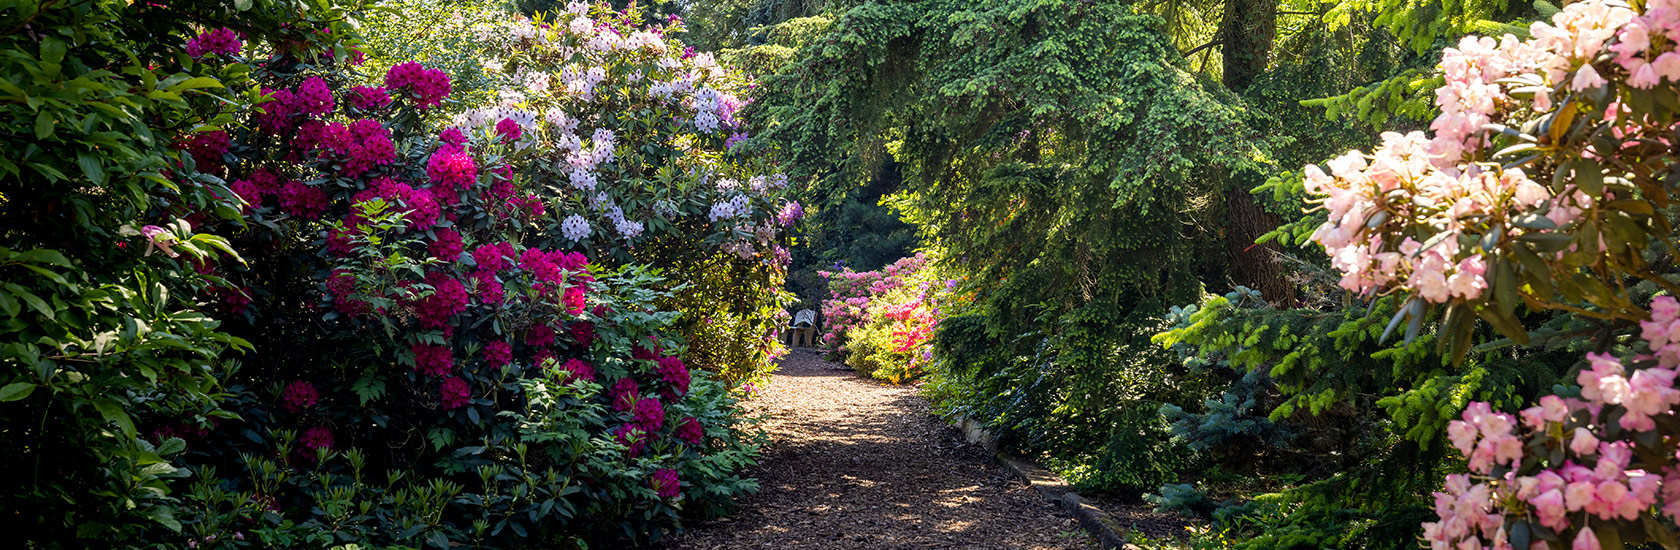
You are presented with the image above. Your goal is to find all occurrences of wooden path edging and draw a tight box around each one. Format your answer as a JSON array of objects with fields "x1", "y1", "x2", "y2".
[{"x1": 953, "y1": 417, "x2": 1134, "y2": 549}]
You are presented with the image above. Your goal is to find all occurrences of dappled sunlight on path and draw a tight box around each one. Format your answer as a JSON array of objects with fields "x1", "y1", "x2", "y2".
[{"x1": 665, "y1": 350, "x2": 1095, "y2": 550}]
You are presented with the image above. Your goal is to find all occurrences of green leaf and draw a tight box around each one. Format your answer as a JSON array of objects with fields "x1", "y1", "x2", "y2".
[
  {"x1": 1575, "y1": 161, "x2": 1604, "y2": 195},
  {"x1": 76, "y1": 152, "x2": 107, "y2": 185},
  {"x1": 165, "y1": 76, "x2": 224, "y2": 93},
  {"x1": 4, "y1": 284, "x2": 53, "y2": 319},
  {"x1": 35, "y1": 111, "x2": 55, "y2": 139},
  {"x1": 92, "y1": 397, "x2": 136, "y2": 437},
  {"x1": 156, "y1": 437, "x2": 186, "y2": 455},
  {"x1": 0, "y1": 381, "x2": 37, "y2": 401}
]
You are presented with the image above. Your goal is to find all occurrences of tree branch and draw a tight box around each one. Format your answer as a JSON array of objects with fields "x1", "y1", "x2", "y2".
[{"x1": 1181, "y1": 40, "x2": 1224, "y2": 59}]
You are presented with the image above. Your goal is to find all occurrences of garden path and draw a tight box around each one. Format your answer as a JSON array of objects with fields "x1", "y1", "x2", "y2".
[{"x1": 665, "y1": 350, "x2": 1096, "y2": 550}]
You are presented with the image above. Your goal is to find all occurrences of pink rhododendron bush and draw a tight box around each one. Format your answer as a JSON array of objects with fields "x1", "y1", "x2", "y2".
[
  {"x1": 818, "y1": 254, "x2": 959, "y2": 382},
  {"x1": 1301, "y1": 0, "x2": 1680, "y2": 546},
  {"x1": 2, "y1": 2, "x2": 777, "y2": 548},
  {"x1": 400, "y1": 1, "x2": 801, "y2": 385}
]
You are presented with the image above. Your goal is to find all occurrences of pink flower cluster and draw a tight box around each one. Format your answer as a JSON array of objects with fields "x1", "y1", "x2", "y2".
[
  {"x1": 819, "y1": 253, "x2": 933, "y2": 353},
  {"x1": 429, "y1": 228, "x2": 464, "y2": 262},
  {"x1": 185, "y1": 28, "x2": 241, "y2": 59},
  {"x1": 278, "y1": 180, "x2": 330, "y2": 219},
  {"x1": 633, "y1": 397, "x2": 665, "y2": 431},
  {"x1": 1424, "y1": 295, "x2": 1680, "y2": 549},
  {"x1": 181, "y1": 130, "x2": 230, "y2": 173},
  {"x1": 351, "y1": 177, "x2": 441, "y2": 231},
  {"x1": 1307, "y1": 0, "x2": 1680, "y2": 308},
  {"x1": 281, "y1": 380, "x2": 319, "y2": 413},
  {"x1": 473, "y1": 242, "x2": 516, "y2": 272},
  {"x1": 610, "y1": 378, "x2": 639, "y2": 412},
  {"x1": 1303, "y1": 133, "x2": 1542, "y2": 300},
  {"x1": 385, "y1": 61, "x2": 452, "y2": 110},
  {"x1": 294, "y1": 77, "x2": 335, "y2": 117}
]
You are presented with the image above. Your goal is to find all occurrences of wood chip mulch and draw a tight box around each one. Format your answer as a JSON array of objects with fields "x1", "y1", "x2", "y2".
[{"x1": 664, "y1": 350, "x2": 1098, "y2": 550}]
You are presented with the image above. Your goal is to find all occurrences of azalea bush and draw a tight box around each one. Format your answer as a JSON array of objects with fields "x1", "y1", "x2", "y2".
[
  {"x1": 357, "y1": 1, "x2": 803, "y2": 385},
  {"x1": 818, "y1": 253, "x2": 931, "y2": 357},
  {"x1": 1299, "y1": 0, "x2": 1680, "y2": 546},
  {"x1": 816, "y1": 253, "x2": 954, "y2": 382}
]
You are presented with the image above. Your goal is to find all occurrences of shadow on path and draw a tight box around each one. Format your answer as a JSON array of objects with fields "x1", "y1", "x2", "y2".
[{"x1": 664, "y1": 350, "x2": 1095, "y2": 550}]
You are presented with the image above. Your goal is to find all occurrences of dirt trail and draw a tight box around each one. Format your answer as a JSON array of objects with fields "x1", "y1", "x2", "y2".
[{"x1": 666, "y1": 350, "x2": 1096, "y2": 550}]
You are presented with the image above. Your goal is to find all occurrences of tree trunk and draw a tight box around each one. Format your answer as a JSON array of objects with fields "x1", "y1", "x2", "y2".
[
  {"x1": 1226, "y1": 187, "x2": 1297, "y2": 305},
  {"x1": 1219, "y1": 0, "x2": 1277, "y2": 92}
]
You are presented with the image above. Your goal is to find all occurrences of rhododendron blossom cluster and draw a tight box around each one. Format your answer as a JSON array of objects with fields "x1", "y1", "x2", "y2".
[
  {"x1": 1424, "y1": 296, "x2": 1680, "y2": 549},
  {"x1": 1303, "y1": 0, "x2": 1680, "y2": 329}
]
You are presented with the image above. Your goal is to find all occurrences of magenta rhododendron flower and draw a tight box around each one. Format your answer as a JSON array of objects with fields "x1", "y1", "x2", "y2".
[
  {"x1": 301, "y1": 426, "x2": 334, "y2": 452},
  {"x1": 676, "y1": 416, "x2": 703, "y2": 446},
  {"x1": 657, "y1": 356, "x2": 689, "y2": 398},
  {"x1": 385, "y1": 61, "x2": 452, "y2": 109},
  {"x1": 281, "y1": 380, "x2": 319, "y2": 413},
  {"x1": 341, "y1": 119, "x2": 396, "y2": 176},
  {"x1": 278, "y1": 180, "x2": 329, "y2": 219},
  {"x1": 525, "y1": 324, "x2": 556, "y2": 347},
  {"x1": 471, "y1": 270, "x2": 504, "y2": 305},
  {"x1": 561, "y1": 358, "x2": 596, "y2": 384},
  {"x1": 255, "y1": 88, "x2": 297, "y2": 134},
  {"x1": 412, "y1": 342, "x2": 453, "y2": 376},
  {"x1": 614, "y1": 423, "x2": 646, "y2": 457},
  {"x1": 633, "y1": 397, "x2": 664, "y2": 431},
  {"x1": 570, "y1": 321, "x2": 596, "y2": 346},
  {"x1": 472, "y1": 242, "x2": 516, "y2": 272},
  {"x1": 650, "y1": 468, "x2": 680, "y2": 499},
  {"x1": 428, "y1": 228, "x2": 464, "y2": 262},
  {"x1": 347, "y1": 86, "x2": 392, "y2": 110},
  {"x1": 185, "y1": 27, "x2": 241, "y2": 59},
  {"x1": 440, "y1": 376, "x2": 470, "y2": 409},
  {"x1": 439, "y1": 127, "x2": 468, "y2": 147},
  {"x1": 609, "y1": 378, "x2": 638, "y2": 412},
  {"x1": 294, "y1": 77, "x2": 335, "y2": 117},
  {"x1": 413, "y1": 271, "x2": 468, "y2": 328},
  {"x1": 483, "y1": 340, "x2": 511, "y2": 367},
  {"x1": 496, "y1": 117, "x2": 522, "y2": 142},
  {"x1": 181, "y1": 130, "x2": 230, "y2": 172},
  {"x1": 426, "y1": 146, "x2": 477, "y2": 200},
  {"x1": 562, "y1": 285, "x2": 586, "y2": 315}
]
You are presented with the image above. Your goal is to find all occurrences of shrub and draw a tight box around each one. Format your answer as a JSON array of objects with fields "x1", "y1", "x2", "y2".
[
  {"x1": 1298, "y1": 0, "x2": 1680, "y2": 546},
  {"x1": 4, "y1": 1, "x2": 782, "y2": 547},
  {"x1": 818, "y1": 253, "x2": 953, "y2": 382},
  {"x1": 357, "y1": 2, "x2": 801, "y2": 386}
]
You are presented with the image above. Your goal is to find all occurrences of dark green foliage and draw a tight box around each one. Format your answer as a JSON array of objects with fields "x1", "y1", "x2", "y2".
[
  {"x1": 1152, "y1": 283, "x2": 1595, "y2": 547},
  {"x1": 0, "y1": 2, "x2": 359, "y2": 545}
]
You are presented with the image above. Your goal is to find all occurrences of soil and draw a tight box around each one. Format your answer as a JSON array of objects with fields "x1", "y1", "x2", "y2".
[
  {"x1": 664, "y1": 349, "x2": 1097, "y2": 550},
  {"x1": 1079, "y1": 494, "x2": 1202, "y2": 542}
]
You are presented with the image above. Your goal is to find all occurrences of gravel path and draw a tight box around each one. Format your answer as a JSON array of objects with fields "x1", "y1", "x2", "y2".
[{"x1": 666, "y1": 350, "x2": 1097, "y2": 550}]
